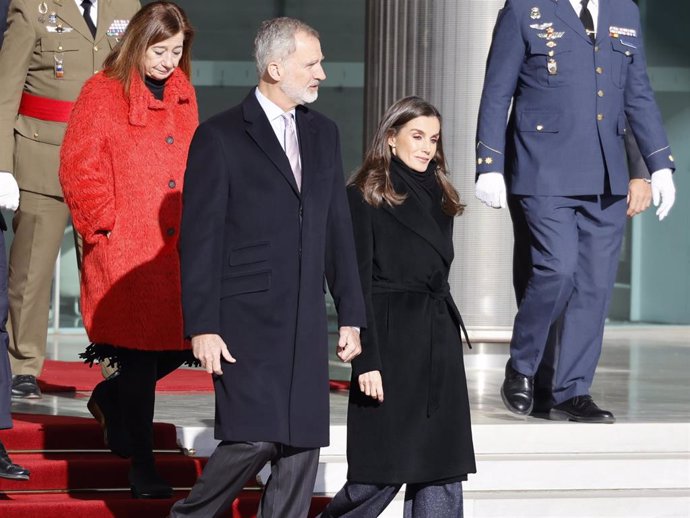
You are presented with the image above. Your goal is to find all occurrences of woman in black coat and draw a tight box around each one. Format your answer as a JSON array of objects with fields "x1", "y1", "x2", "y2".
[{"x1": 320, "y1": 97, "x2": 475, "y2": 518}]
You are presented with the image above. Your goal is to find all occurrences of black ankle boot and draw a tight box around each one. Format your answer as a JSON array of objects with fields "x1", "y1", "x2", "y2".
[
  {"x1": 129, "y1": 459, "x2": 172, "y2": 499},
  {"x1": 87, "y1": 378, "x2": 133, "y2": 458}
]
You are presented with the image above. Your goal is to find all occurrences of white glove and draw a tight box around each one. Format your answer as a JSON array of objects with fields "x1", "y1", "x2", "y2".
[
  {"x1": 475, "y1": 172, "x2": 507, "y2": 209},
  {"x1": 0, "y1": 172, "x2": 19, "y2": 211},
  {"x1": 651, "y1": 168, "x2": 675, "y2": 221}
]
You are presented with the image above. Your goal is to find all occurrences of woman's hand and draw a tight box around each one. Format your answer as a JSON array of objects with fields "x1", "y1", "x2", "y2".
[{"x1": 358, "y1": 370, "x2": 384, "y2": 402}]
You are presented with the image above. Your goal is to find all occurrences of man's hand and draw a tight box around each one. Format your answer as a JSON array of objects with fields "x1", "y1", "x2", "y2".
[
  {"x1": 358, "y1": 370, "x2": 384, "y2": 402},
  {"x1": 651, "y1": 169, "x2": 675, "y2": 221},
  {"x1": 0, "y1": 172, "x2": 20, "y2": 211},
  {"x1": 336, "y1": 326, "x2": 361, "y2": 363},
  {"x1": 192, "y1": 333, "x2": 235, "y2": 375},
  {"x1": 475, "y1": 172, "x2": 507, "y2": 209},
  {"x1": 626, "y1": 179, "x2": 652, "y2": 217}
]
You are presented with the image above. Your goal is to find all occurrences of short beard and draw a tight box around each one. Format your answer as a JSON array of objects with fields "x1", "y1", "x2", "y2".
[{"x1": 280, "y1": 81, "x2": 319, "y2": 106}]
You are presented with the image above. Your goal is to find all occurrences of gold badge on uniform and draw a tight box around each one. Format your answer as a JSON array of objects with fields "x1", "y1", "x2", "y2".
[
  {"x1": 530, "y1": 7, "x2": 541, "y2": 20},
  {"x1": 546, "y1": 41, "x2": 557, "y2": 48},
  {"x1": 547, "y1": 58, "x2": 558, "y2": 75}
]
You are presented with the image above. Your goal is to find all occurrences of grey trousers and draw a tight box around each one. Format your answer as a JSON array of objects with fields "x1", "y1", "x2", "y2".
[
  {"x1": 169, "y1": 441, "x2": 319, "y2": 518},
  {"x1": 319, "y1": 481, "x2": 463, "y2": 518}
]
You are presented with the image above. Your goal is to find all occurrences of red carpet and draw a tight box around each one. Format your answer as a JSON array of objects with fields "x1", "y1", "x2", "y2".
[
  {"x1": 1, "y1": 413, "x2": 331, "y2": 517},
  {"x1": 37, "y1": 359, "x2": 350, "y2": 393},
  {"x1": 3, "y1": 413, "x2": 179, "y2": 451}
]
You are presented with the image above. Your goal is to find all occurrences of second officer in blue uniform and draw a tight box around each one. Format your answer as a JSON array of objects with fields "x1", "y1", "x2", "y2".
[{"x1": 475, "y1": 0, "x2": 677, "y2": 422}]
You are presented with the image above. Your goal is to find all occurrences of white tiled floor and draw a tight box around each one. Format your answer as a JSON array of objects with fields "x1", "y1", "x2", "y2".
[{"x1": 13, "y1": 325, "x2": 690, "y2": 427}]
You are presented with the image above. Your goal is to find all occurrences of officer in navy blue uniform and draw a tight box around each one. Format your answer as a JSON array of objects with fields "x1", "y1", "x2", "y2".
[{"x1": 475, "y1": 0, "x2": 676, "y2": 423}]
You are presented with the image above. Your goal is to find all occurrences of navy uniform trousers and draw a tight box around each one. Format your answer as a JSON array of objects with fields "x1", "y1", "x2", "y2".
[{"x1": 1, "y1": 214, "x2": 13, "y2": 430}]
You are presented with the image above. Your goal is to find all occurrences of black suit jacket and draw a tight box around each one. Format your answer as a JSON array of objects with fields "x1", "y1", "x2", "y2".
[{"x1": 179, "y1": 89, "x2": 366, "y2": 448}]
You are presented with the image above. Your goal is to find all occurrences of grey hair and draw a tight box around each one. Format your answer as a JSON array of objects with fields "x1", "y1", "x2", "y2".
[{"x1": 253, "y1": 17, "x2": 320, "y2": 77}]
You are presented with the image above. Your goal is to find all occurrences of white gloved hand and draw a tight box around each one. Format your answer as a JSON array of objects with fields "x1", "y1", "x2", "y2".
[
  {"x1": 0, "y1": 172, "x2": 20, "y2": 211},
  {"x1": 651, "y1": 168, "x2": 675, "y2": 221},
  {"x1": 475, "y1": 172, "x2": 507, "y2": 209}
]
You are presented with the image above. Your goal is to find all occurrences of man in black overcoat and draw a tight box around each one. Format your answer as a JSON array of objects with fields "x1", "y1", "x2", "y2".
[
  {"x1": 170, "y1": 17, "x2": 366, "y2": 518},
  {"x1": 0, "y1": 0, "x2": 30, "y2": 480}
]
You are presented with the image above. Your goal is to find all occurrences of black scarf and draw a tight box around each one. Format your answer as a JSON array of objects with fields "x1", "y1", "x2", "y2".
[{"x1": 390, "y1": 155, "x2": 447, "y2": 230}]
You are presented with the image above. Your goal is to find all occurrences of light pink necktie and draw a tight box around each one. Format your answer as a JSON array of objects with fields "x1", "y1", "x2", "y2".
[{"x1": 282, "y1": 113, "x2": 302, "y2": 190}]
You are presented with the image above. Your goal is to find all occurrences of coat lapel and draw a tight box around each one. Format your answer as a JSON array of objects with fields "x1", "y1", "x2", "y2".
[
  {"x1": 295, "y1": 106, "x2": 317, "y2": 199},
  {"x1": 95, "y1": 0, "x2": 113, "y2": 44},
  {"x1": 554, "y1": 0, "x2": 592, "y2": 44},
  {"x1": 242, "y1": 91, "x2": 300, "y2": 198},
  {"x1": 54, "y1": 0, "x2": 93, "y2": 42},
  {"x1": 383, "y1": 171, "x2": 454, "y2": 266},
  {"x1": 595, "y1": 0, "x2": 610, "y2": 45}
]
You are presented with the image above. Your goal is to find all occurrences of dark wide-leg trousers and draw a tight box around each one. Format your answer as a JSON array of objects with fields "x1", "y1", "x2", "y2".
[
  {"x1": 319, "y1": 481, "x2": 463, "y2": 518},
  {"x1": 169, "y1": 441, "x2": 319, "y2": 518}
]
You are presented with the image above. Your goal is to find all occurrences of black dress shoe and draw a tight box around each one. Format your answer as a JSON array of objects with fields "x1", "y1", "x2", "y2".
[
  {"x1": 549, "y1": 395, "x2": 615, "y2": 423},
  {"x1": 500, "y1": 360, "x2": 534, "y2": 415},
  {"x1": 11, "y1": 375, "x2": 42, "y2": 399},
  {"x1": 0, "y1": 441, "x2": 30, "y2": 481},
  {"x1": 129, "y1": 461, "x2": 173, "y2": 499},
  {"x1": 87, "y1": 379, "x2": 133, "y2": 458}
]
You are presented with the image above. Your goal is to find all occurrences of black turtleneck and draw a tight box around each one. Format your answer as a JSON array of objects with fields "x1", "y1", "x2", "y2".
[
  {"x1": 144, "y1": 75, "x2": 167, "y2": 101},
  {"x1": 390, "y1": 155, "x2": 447, "y2": 230}
]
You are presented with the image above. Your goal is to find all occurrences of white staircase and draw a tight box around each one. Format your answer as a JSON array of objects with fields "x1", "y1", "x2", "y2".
[{"x1": 176, "y1": 420, "x2": 690, "y2": 517}]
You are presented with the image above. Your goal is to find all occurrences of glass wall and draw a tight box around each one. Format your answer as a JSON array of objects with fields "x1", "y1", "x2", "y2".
[{"x1": 3, "y1": 0, "x2": 686, "y2": 336}]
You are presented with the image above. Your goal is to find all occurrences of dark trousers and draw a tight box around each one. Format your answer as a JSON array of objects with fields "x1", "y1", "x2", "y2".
[
  {"x1": 0, "y1": 223, "x2": 11, "y2": 430},
  {"x1": 320, "y1": 481, "x2": 463, "y2": 518},
  {"x1": 509, "y1": 194, "x2": 627, "y2": 404},
  {"x1": 169, "y1": 441, "x2": 319, "y2": 518},
  {"x1": 94, "y1": 350, "x2": 185, "y2": 464},
  {"x1": 508, "y1": 195, "x2": 562, "y2": 409}
]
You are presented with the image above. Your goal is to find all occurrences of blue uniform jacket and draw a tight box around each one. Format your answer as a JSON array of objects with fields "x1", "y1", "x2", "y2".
[{"x1": 476, "y1": 0, "x2": 675, "y2": 196}]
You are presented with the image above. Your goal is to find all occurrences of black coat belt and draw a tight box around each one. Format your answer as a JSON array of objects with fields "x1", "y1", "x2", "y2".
[{"x1": 371, "y1": 279, "x2": 471, "y2": 416}]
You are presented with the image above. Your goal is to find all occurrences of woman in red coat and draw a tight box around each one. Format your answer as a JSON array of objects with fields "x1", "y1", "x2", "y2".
[{"x1": 59, "y1": 2, "x2": 198, "y2": 499}]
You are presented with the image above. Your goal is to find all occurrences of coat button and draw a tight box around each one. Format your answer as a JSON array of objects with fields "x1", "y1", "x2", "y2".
[
  {"x1": 597, "y1": 90, "x2": 604, "y2": 97},
  {"x1": 166, "y1": 228, "x2": 175, "y2": 236},
  {"x1": 596, "y1": 66, "x2": 603, "y2": 74},
  {"x1": 597, "y1": 114, "x2": 604, "y2": 121},
  {"x1": 477, "y1": 158, "x2": 483, "y2": 165},
  {"x1": 669, "y1": 155, "x2": 674, "y2": 162},
  {"x1": 536, "y1": 124, "x2": 544, "y2": 131},
  {"x1": 168, "y1": 180, "x2": 176, "y2": 188},
  {"x1": 93, "y1": 46, "x2": 98, "y2": 51},
  {"x1": 594, "y1": 45, "x2": 600, "y2": 52},
  {"x1": 33, "y1": 132, "x2": 39, "y2": 138},
  {"x1": 166, "y1": 136, "x2": 174, "y2": 144},
  {"x1": 58, "y1": 45, "x2": 63, "y2": 51},
  {"x1": 625, "y1": 50, "x2": 631, "y2": 56}
]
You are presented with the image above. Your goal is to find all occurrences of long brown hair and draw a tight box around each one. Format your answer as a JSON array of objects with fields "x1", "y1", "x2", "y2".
[
  {"x1": 350, "y1": 96, "x2": 464, "y2": 216},
  {"x1": 102, "y1": 1, "x2": 194, "y2": 95}
]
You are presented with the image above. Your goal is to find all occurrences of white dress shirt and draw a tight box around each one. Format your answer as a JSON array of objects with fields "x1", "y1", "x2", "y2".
[
  {"x1": 254, "y1": 88, "x2": 301, "y2": 170},
  {"x1": 569, "y1": 0, "x2": 598, "y2": 34},
  {"x1": 74, "y1": 0, "x2": 98, "y2": 27}
]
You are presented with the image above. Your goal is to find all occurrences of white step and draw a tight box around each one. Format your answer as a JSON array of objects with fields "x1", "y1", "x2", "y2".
[{"x1": 176, "y1": 421, "x2": 690, "y2": 494}]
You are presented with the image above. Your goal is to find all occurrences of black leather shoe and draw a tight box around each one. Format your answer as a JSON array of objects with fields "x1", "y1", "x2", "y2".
[
  {"x1": 549, "y1": 395, "x2": 615, "y2": 423},
  {"x1": 87, "y1": 379, "x2": 133, "y2": 458},
  {"x1": 0, "y1": 441, "x2": 30, "y2": 481},
  {"x1": 129, "y1": 461, "x2": 173, "y2": 499},
  {"x1": 500, "y1": 360, "x2": 534, "y2": 415},
  {"x1": 11, "y1": 375, "x2": 42, "y2": 399}
]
